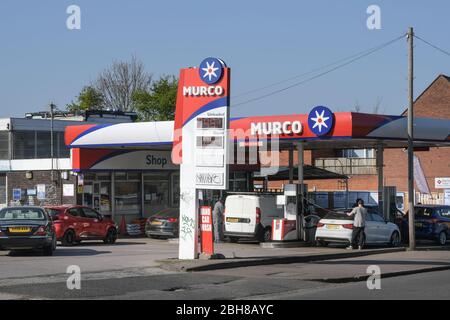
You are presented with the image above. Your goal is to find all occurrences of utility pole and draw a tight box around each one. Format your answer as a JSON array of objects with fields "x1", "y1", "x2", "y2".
[
  {"x1": 407, "y1": 27, "x2": 415, "y2": 250},
  {"x1": 50, "y1": 103, "x2": 55, "y2": 184}
]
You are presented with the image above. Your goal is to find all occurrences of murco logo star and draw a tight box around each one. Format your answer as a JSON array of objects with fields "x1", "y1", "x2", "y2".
[
  {"x1": 199, "y1": 57, "x2": 224, "y2": 85},
  {"x1": 308, "y1": 106, "x2": 334, "y2": 136}
]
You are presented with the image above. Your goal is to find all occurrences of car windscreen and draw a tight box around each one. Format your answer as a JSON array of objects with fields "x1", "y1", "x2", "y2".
[
  {"x1": 323, "y1": 211, "x2": 354, "y2": 220},
  {"x1": 0, "y1": 208, "x2": 46, "y2": 220}
]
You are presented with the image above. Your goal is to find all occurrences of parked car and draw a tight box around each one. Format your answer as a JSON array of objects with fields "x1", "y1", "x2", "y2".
[
  {"x1": 224, "y1": 194, "x2": 284, "y2": 242},
  {"x1": 400, "y1": 205, "x2": 450, "y2": 245},
  {"x1": 145, "y1": 208, "x2": 179, "y2": 239},
  {"x1": 315, "y1": 208, "x2": 401, "y2": 247},
  {"x1": 0, "y1": 206, "x2": 57, "y2": 255},
  {"x1": 44, "y1": 205, "x2": 117, "y2": 246}
]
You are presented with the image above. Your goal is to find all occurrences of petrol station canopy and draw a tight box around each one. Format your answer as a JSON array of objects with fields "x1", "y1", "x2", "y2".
[{"x1": 65, "y1": 111, "x2": 450, "y2": 153}]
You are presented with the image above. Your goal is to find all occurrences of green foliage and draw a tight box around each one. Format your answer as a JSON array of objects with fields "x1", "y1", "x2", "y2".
[
  {"x1": 133, "y1": 75, "x2": 178, "y2": 121},
  {"x1": 67, "y1": 86, "x2": 104, "y2": 112}
]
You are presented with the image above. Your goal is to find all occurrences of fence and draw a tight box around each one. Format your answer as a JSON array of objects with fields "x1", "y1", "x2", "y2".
[{"x1": 314, "y1": 157, "x2": 377, "y2": 175}]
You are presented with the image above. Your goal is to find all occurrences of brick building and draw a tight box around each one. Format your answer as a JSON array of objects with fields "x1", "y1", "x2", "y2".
[
  {"x1": 0, "y1": 111, "x2": 136, "y2": 208},
  {"x1": 268, "y1": 74, "x2": 450, "y2": 205}
]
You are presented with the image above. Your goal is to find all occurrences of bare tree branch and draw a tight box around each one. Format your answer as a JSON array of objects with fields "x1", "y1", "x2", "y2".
[
  {"x1": 372, "y1": 96, "x2": 383, "y2": 114},
  {"x1": 96, "y1": 56, "x2": 152, "y2": 111}
]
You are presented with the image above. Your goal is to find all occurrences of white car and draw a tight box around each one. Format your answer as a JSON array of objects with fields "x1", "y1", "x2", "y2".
[{"x1": 315, "y1": 210, "x2": 401, "y2": 247}]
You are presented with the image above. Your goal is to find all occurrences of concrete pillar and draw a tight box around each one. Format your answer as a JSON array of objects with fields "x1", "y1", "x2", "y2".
[
  {"x1": 296, "y1": 142, "x2": 304, "y2": 241},
  {"x1": 288, "y1": 147, "x2": 294, "y2": 184},
  {"x1": 377, "y1": 144, "x2": 384, "y2": 217}
]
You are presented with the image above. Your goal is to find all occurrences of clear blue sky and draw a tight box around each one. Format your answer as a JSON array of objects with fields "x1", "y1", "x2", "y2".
[{"x1": 0, "y1": 0, "x2": 448, "y2": 118}]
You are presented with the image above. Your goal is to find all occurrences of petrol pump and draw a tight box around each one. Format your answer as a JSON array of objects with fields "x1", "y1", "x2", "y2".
[{"x1": 272, "y1": 184, "x2": 306, "y2": 241}]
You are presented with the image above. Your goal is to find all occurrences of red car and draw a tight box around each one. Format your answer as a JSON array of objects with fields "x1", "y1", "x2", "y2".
[{"x1": 44, "y1": 205, "x2": 117, "y2": 246}]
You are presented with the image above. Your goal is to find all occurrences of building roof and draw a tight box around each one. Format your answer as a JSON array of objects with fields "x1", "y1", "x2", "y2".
[{"x1": 401, "y1": 73, "x2": 450, "y2": 116}]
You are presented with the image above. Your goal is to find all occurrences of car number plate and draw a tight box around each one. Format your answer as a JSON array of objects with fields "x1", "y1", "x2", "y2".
[
  {"x1": 151, "y1": 221, "x2": 163, "y2": 226},
  {"x1": 415, "y1": 222, "x2": 423, "y2": 227},
  {"x1": 226, "y1": 218, "x2": 239, "y2": 223},
  {"x1": 8, "y1": 227, "x2": 31, "y2": 233},
  {"x1": 326, "y1": 224, "x2": 340, "y2": 230}
]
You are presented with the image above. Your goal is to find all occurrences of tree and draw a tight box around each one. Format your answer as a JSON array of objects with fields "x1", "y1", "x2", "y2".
[
  {"x1": 96, "y1": 56, "x2": 152, "y2": 111},
  {"x1": 133, "y1": 75, "x2": 178, "y2": 121},
  {"x1": 372, "y1": 96, "x2": 383, "y2": 114},
  {"x1": 353, "y1": 100, "x2": 361, "y2": 112},
  {"x1": 67, "y1": 86, "x2": 104, "y2": 112}
]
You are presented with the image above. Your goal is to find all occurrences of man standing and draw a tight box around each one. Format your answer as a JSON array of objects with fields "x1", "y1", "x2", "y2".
[
  {"x1": 346, "y1": 199, "x2": 367, "y2": 250},
  {"x1": 212, "y1": 197, "x2": 224, "y2": 243}
]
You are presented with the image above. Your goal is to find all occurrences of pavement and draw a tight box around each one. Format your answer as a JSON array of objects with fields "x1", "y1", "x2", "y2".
[
  {"x1": 0, "y1": 237, "x2": 449, "y2": 299},
  {"x1": 201, "y1": 250, "x2": 450, "y2": 282}
]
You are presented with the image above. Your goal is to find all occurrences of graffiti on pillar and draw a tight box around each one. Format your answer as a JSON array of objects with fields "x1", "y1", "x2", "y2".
[{"x1": 180, "y1": 214, "x2": 195, "y2": 241}]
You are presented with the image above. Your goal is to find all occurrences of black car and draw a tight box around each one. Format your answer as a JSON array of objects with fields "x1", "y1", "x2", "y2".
[
  {"x1": 145, "y1": 208, "x2": 179, "y2": 239},
  {"x1": 0, "y1": 206, "x2": 57, "y2": 255}
]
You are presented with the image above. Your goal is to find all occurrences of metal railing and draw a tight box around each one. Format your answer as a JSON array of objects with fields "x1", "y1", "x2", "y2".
[{"x1": 314, "y1": 157, "x2": 377, "y2": 175}]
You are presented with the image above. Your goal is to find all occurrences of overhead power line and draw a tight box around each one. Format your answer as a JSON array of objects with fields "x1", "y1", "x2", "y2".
[
  {"x1": 231, "y1": 34, "x2": 406, "y2": 108},
  {"x1": 414, "y1": 34, "x2": 450, "y2": 57}
]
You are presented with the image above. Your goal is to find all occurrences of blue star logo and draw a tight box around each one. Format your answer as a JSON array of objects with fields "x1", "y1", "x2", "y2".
[
  {"x1": 308, "y1": 106, "x2": 334, "y2": 136},
  {"x1": 199, "y1": 57, "x2": 224, "y2": 85}
]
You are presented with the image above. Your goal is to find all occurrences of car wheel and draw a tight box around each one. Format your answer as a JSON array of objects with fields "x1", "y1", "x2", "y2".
[
  {"x1": 52, "y1": 235, "x2": 57, "y2": 250},
  {"x1": 258, "y1": 227, "x2": 272, "y2": 243},
  {"x1": 61, "y1": 229, "x2": 76, "y2": 246},
  {"x1": 389, "y1": 231, "x2": 400, "y2": 247},
  {"x1": 437, "y1": 231, "x2": 447, "y2": 245},
  {"x1": 103, "y1": 228, "x2": 118, "y2": 244}
]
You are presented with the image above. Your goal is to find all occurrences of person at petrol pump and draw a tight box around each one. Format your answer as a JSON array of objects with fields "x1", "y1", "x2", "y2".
[
  {"x1": 346, "y1": 198, "x2": 367, "y2": 250},
  {"x1": 212, "y1": 197, "x2": 224, "y2": 243}
]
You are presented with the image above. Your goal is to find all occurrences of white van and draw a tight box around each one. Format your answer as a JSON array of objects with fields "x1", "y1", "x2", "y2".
[{"x1": 224, "y1": 194, "x2": 284, "y2": 242}]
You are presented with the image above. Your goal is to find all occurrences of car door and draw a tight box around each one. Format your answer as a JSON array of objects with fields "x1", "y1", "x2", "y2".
[
  {"x1": 363, "y1": 212, "x2": 377, "y2": 243},
  {"x1": 66, "y1": 207, "x2": 86, "y2": 237},
  {"x1": 81, "y1": 207, "x2": 103, "y2": 238},
  {"x1": 371, "y1": 213, "x2": 389, "y2": 243},
  {"x1": 437, "y1": 207, "x2": 450, "y2": 235}
]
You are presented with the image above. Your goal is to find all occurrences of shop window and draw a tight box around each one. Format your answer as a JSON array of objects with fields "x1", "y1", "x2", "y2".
[
  {"x1": 13, "y1": 131, "x2": 35, "y2": 159},
  {"x1": 143, "y1": 172, "x2": 170, "y2": 216},
  {"x1": 57, "y1": 132, "x2": 70, "y2": 158},
  {"x1": 342, "y1": 148, "x2": 375, "y2": 158},
  {"x1": 0, "y1": 132, "x2": 8, "y2": 160},
  {"x1": 114, "y1": 172, "x2": 141, "y2": 214},
  {"x1": 36, "y1": 131, "x2": 52, "y2": 158},
  {"x1": 172, "y1": 174, "x2": 180, "y2": 207},
  {"x1": 229, "y1": 172, "x2": 249, "y2": 192},
  {"x1": 115, "y1": 181, "x2": 141, "y2": 214}
]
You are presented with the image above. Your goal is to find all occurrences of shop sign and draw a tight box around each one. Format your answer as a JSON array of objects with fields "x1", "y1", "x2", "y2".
[
  {"x1": 435, "y1": 177, "x2": 450, "y2": 189},
  {"x1": 250, "y1": 120, "x2": 303, "y2": 135},
  {"x1": 444, "y1": 189, "x2": 450, "y2": 206},
  {"x1": 36, "y1": 184, "x2": 46, "y2": 200},
  {"x1": 12, "y1": 189, "x2": 21, "y2": 201},
  {"x1": 195, "y1": 172, "x2": 223, "y2": 186}
]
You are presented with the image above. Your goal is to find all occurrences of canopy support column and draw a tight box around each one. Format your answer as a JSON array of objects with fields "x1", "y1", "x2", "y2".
[
  {"x1": 377, "y1": 144, "x2": 384, "y2": 218},
  {"x1": 296, "y1": 141, "x2": 304, "y2": 241}
]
